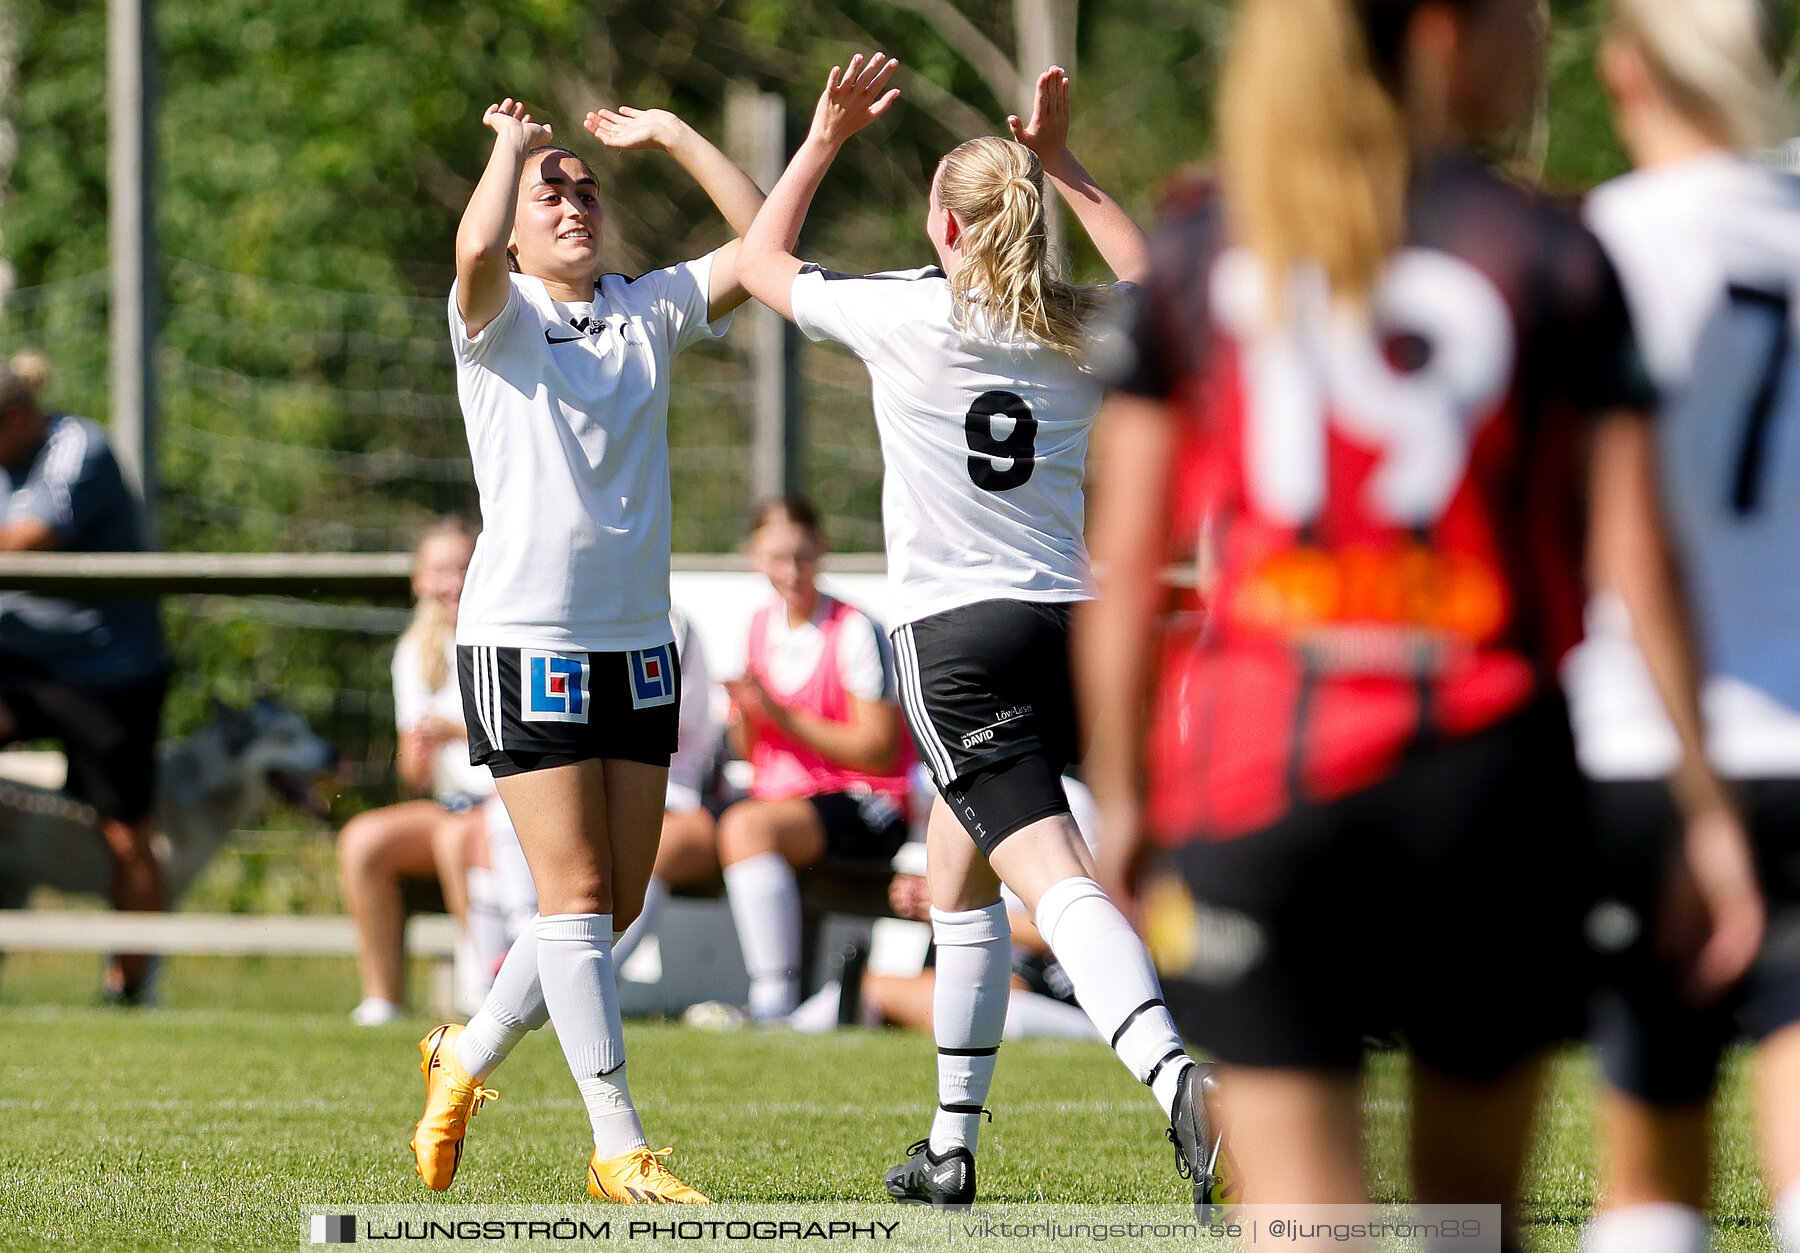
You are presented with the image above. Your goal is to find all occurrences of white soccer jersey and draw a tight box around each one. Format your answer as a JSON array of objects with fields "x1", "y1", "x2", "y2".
[
  {"x1": 757, "y1": 594, "x2": 889, "y2": 700},
  {"x1": 1565, "y1": 153, "x2": 1800, "y2": 778},
  {"x1": 449, "y1": 258, "x2": 730, "y2": 653},
  {"x1": 791, "y1": 265, "x2": 1101, "y2": 625}
]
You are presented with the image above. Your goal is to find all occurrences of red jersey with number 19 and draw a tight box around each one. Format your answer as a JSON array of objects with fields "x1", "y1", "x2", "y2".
[{"x1": 1111, "y1": 156, "x2": 1653, "y2": 842}]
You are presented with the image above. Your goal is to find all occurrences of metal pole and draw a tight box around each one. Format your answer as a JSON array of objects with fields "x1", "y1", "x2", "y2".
[
  {"x1": 108, "y1": 0, "x2": 159, "y2": 542},
  {"x1": 727, "y1": 83, "x2": 802, "y2": 501},
  {"x1": 1015, "y1": 0, "x2": 1078, "y2": 261}
]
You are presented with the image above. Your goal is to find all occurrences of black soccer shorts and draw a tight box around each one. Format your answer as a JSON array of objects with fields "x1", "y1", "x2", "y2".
[
  {"x1": 457, "y1": 642, "x2": 680, "y2": 777},
  {"x1": 891, "y1": 598, "x2": 1080, "y2": 854},
  {"x1": 1590, "y1": 775, "x2": 1800, "y2": 1105},
  {"x1": 1159, "y1": 692, "x2": 1597, "y2": 1081},
  {"x1": 0, "y1": 655, "x2": 167, "y2": 822}
]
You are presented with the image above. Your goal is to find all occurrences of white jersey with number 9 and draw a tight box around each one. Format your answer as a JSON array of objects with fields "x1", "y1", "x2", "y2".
[{"x1": 789, "y1": 264, "x2": 1104, "y2": 627}]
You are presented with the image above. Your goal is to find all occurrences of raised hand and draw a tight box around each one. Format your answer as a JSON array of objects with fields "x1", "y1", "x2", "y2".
[
  {"x1": 808, "y1": 52, "x2": 902, "y2": 149},
  {"x1": 1007, "y1": 66, "x2": 1071, "y2": 161},
  {"x1": 483, "y1": 99, "x2": 553, "y2": 150},
  {"x1": 585, "y1": 106, "x2": 683, "y2": 153}
]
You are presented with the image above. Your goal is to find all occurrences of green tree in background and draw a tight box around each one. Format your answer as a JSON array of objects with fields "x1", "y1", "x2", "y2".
[{"x1": 0, "y1": 0, "x2": 1677, "y2": 804}]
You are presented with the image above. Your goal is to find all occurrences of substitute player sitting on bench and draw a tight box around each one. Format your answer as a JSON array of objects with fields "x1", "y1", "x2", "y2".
[{"x1": 649, "y1": 497, "x2": 911, "y2": 1022}]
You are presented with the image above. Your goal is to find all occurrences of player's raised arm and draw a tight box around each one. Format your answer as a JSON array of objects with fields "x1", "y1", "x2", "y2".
[
  {"x1": 1007, "y1": 67, "x2": 1148, "y2": 285},
  {"x1": 737, "y1": 53, "x2": 902, "y2": 321},
  {"x1": 456, "y1": 100, "x2": 552, "y2": 336},
  {"x1": 584, "y1": 106, "x2": 766, "y2": 319}
]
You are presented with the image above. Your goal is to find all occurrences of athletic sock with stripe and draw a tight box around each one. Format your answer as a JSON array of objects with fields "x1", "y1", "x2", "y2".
[
  {"x1": 927, "y1": 903, "x2": 1011, "y2": 1157},
  {"x1": 1034, "y1": 876, "x2": 1195, "y2": 1118}
]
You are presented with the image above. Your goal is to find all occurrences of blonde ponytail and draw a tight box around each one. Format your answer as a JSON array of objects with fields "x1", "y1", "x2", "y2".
[
  {"x1": 936, "y1": 135, "x2": 1094, "y2": 360},
  {"x1": 1219, "y1": 0, "x2": 1412, "y2": 312},
  {"x1": 404, "y1": 596, "x2": 455, "y2": 692},
  {"x1": 1611, "y1": 0, "x2": 1788, "y2": 152}
]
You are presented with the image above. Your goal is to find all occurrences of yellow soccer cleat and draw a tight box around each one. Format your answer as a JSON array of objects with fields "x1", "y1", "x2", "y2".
[
  {"x1": 410, "y1": 1024, "x2": 499, "y2": 1191},
  {"x1": 587, "y1": 1147, "x2": 711, "y2": 1204}
]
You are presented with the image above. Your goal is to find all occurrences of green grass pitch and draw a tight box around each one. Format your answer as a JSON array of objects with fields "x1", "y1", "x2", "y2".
[{"x1": 0, "y1": 953, "x2": 1781, "y2": 1250}]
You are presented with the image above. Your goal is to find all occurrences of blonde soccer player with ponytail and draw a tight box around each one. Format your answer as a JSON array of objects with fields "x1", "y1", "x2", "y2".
[
  {"x1": 1566, "y1": 3, "x2": 1800, "y2": 1250},
  {"x1": 737, "y1": 57, "x2": 1220, "y2": 1208}
]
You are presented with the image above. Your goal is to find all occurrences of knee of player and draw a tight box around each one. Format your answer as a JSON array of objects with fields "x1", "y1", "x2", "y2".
[
  {"x1": 715, "y1": 799, "x2": 778, "y2": 862},
  {"x1": 336, "y1": 811, "x2": 392, "y2": 873}
]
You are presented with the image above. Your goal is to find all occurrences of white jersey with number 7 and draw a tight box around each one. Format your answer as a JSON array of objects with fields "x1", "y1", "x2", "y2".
[
  {"x1": 790, "y1": 263, "x2": 1103, "y2": 626},
  {"x1": 1568, "y1": 153, "x2": 1800, "y2": 779}
]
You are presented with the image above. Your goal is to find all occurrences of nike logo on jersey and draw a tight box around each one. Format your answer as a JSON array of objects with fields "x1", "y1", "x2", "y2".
[
  {"x1": 547, "y1": 314, "x2": 605, "y2": 345},
  {"x1": 547, "y1": 315, "x2": 637, "y2": 346}
]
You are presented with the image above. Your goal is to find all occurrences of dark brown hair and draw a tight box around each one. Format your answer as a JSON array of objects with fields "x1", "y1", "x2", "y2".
[
  {"x1": 507, "y1": 146, "x2": 601, "y2": 274},
  {"x1": 747, "y1": 496, "x2": 825, "y2": 544}
]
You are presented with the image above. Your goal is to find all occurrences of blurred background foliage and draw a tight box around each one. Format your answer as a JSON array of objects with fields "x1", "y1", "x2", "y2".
[{"x1": 0, "y1": 0, "x2": 1656, "y2": 824}]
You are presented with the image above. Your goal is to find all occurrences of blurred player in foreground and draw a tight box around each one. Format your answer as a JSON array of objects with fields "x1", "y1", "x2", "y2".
[
  {"x1": 1566, "y1": 2, "x2": 1798, "y2": 1250},
  {"x1": 737, "y1": 56, "x2": 1218, "y2": 1208},
  {"x1": 411, "y1": 97, "x2": 761, "y2": 1205},
  {"x1": 1079, "y1": 0, "x2": 1760, "y2": 1245}
]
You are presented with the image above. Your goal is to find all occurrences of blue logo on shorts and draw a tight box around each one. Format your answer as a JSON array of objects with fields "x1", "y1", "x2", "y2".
[
  {"x1": 522, "y1": 650, "x2": 589, "y2": 723},
  {"x1": 629, "y1": 644, "x2": 676, "y2": 710}
]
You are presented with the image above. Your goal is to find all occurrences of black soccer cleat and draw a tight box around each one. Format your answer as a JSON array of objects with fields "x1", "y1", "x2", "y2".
[
  {"x1": 1168, "y1": 1061, "x2": 1225, "y2": 1212},
  {"x1": 883, "y1": 1139, "x2": 976, "y2": 1208}
]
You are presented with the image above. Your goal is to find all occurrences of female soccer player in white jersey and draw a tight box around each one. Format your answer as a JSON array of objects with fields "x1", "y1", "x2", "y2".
[
  {"x1": 1566, "y1": 4, "x2": 1797, "y2": 1250},
  {"x1": 408, "y1": 98, "x2": 762, "y2": 1205},
  {"x1": 736, "y1": 57, "x2": 1218, "y2": 1207}
]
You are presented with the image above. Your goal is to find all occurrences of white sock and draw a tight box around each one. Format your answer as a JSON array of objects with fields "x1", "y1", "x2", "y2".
[
  {"x1": 787, "y1": 981, "x2": 843, "y2": 1034},
  {"x1": 534, "y1": 913, "x2": 646, "y2": 1155},
  {"x1": 927, "y1": 903, "x2": 1010, "y2": 1157},
  {"x1": 1776, "y1": 1180, "x2": 1800, "y2": 1253},
  {"x1": 577, "y1": 1065, "x2": 648, "y2": 1159},
  {"x1": 454, "y1": 921, "x2": 548, "y2": 1082},
  {"x1": 465, "y1": 867, "x2": 510, "y2": 983},
  {"x1": 1583, "y1": 1202, "x2": 1708, "y2": 1253},
  {"x1": 611, "y1": 876, "x2": 667, "y2": 967},
  {"x1": 452, "y1": 935, "x2": 487, "y2": 1018},
  {"x1": 1035, "y1": 877, "x2": 1194, "y2": 1120},
  {"x1": 350, "y1": 997, "x2": 402, "y2": 1027},
  {"x1": 723, "y1": 852, "x2": 802, "y2": 1020},
  {"x1": 1003, "y1": 991, "x2": 1101, "y2": 1040}
]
